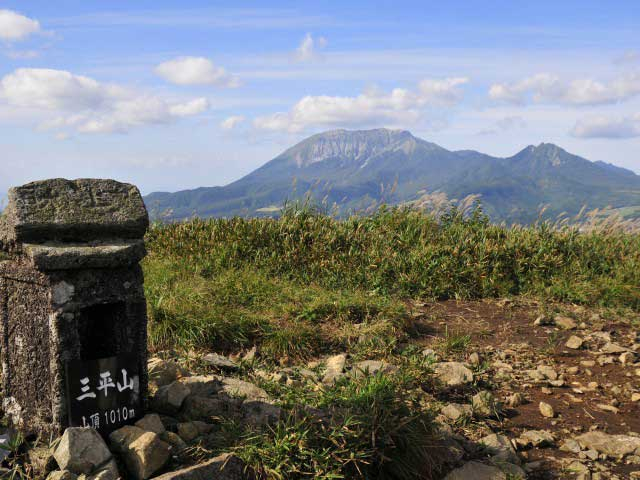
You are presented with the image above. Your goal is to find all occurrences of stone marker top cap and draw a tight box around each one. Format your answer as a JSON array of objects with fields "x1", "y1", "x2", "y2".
[{"x1": 2, "y1": 178, "x2": 149, "y2": 242}]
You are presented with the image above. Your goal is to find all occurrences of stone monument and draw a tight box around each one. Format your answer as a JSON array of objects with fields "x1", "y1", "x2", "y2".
[{"x1": 0, "y1": 178, "x2": 150, "y2": 437}]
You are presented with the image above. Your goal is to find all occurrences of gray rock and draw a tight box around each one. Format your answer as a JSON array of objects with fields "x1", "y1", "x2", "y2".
[
  {"x1": 554, "y1": 316, "x2": 577, "y2": 330},
  {"x1": 575, "y1": 431, "x2": 640, "y2": 457},
  {"x1": 109, "y1": 426, "x2": 171, "y2": 480},
  {"x1": 220, "y1": 377, "x2": 270, "y2": 401},
  {"x1": 149, "y1": 453, "x2": 246, "y2": 480},
  {"x1": 565, "y1": 336, "x2": 584, "y2": 350},
  {"x1": 559, "y1": 438, "x2": 582, "y2": 453},
  {"x1": 517, "y1": 430, "x2": 555, "y2": 448},
  {"x1": 434, "y1": 362, "x2": 474, "y2": 388},
  {"x1": 47, "y1": 472, "x2": 78, "y2": 480},
  {"x1": 444, "y1": 461, "x2": 507, "y2": 480},
  {"x1": 180, "y1": 395, "x2": 234, "y2": 421},
  {"x1": 322, "y1": 354, "x2": 347, "y2": 384},
  {"x1": 152, "y1": 381, "x2": 191, "y2": 415},
  {"x1": 135, "y1": 414, "x2": 166, "y2": 434},
  {"x1": 472, "y1": 391, "x2": 500, "y2": 418},
  {"x1": 441, "y1": 403, "x2": 472, "y2": 422},
  {"x1": 350, "y1": 360, "x2": 398, "y2": 378},
  {"x1": 148, "y1": 358, "x2": 188, "y2": 387},
  {"x1": 177, "y1": 421, "x2": 214, "y2": 442},
  {"x1": 77, "y1": 459, "x2": 120, "y2": 480},
  {"x1": 202, "y1": 353, "x2": 238, "y2": 370},
  {"x1": 53, "y1": 428, "x2": 112, "y2": 475},
  {"x1": 480, "y1": 433, "x2": 520, "y2": 465},
  {"x1": 539, "y1": 401, "x2": 555, "y2": 418}
]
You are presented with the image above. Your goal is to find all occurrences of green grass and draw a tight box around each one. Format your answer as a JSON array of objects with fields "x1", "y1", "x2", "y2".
[{"x1": 144, "y1": 204, "x2": 640, "y2": 356}]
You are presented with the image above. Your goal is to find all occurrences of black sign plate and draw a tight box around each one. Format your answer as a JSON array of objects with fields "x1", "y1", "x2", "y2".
[{"x1": 65, "y1": 353, "x2": 142, "y2": 435}]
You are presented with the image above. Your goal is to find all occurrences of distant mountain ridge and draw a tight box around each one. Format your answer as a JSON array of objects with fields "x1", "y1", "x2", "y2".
[{"x1": 144, "y1": 128, "x2": 640, "y2": 224}]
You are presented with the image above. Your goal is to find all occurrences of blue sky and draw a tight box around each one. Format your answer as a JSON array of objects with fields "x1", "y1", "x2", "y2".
[{"x1": 1, "y1": 1, "x2": 639, "y2": 197}]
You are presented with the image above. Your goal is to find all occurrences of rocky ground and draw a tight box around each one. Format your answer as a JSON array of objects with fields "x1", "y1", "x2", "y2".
[{"x1": 3, "y1": 298, "x2": 640, "y2": 479}]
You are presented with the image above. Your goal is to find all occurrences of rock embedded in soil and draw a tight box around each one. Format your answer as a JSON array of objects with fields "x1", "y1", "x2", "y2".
[
  {"x1": 53, "y1": 428, "x2": 112, "y2": 475},
  {"x1": 434, "y1": 362, "x2": 474, "y2": 388},
  {"x1": 152, "y1": 381, "x2": 191, "y2": 415},
  {"x1": 565, "y1": 335, "x2": 584, "y2": 349},
  {"x1": 517, "y1": 430, "x2": 555, "y2": 448},
  {"x1": 441, "y1": 403, "x2": 472, "y2": 422},
  {"x1": 148, "y1": 358, "x2": 188, "y2": 387},
  {"x1": 506, "y1": 392, "x2": 526, "y2": 408},
  {"x1": 322, "y1": 354, "x2": 347, "y2": 384},
  {"x1": 443, "y1": 461, "x2": 509, "y2": 479},
  {"x1": 555, "y1": 316, "x2": 577, "y2": 330},
  {"x1": 472, "y1": 390, "x2": 501, "y2": 418},
  {"x1": 47, "y1": 472, "x2": 78, "y2": 480},
  {"x1": 350, "y1": 360, "x2": 398, "y2": 378},
  {"x1": 574, "y1": 431, "x2": 640, "y2": 457},
  {"x1": 202, "y1": 353, "x2": 238, "y2": 370},
  {"x1": 149, "y1": 453, "x2": 246, "y2": 480},
  {"x1": 539, "y1": 401, "x2": 555, "y2": 418},
  {"x1": 480, "y1": 433, "x2": 520, "y2": 465}
]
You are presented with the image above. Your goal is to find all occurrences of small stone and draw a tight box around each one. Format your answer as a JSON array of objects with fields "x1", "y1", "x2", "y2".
[
  {"x1": 135, "y1": 414, "x2": 165, "y2": 434},
  {"x1": 539, "y1": 401, "x2": 555, "y2": 418},
  {"x1": 152, "y1": 381, "x2": 191, "y2": 415},
  {"x1": 506, "y1": 392, "x2": 526, "y2": 408},
  {"x1": 560, "y1": 438, "x2": 582, "y2": 453},
  {"x1": 566, "y1": 336, "x2": 584, "y2": 349},
  {"x1": 468, "y1": 352, "x2": 481, "y2": 366},
  {"x1": 322, "y1": 354, "x2": 347, "y2": 384},
  {"x1": 176, "y1": 421, "x2": 213, "y2": 442},
  {"x1": 534, "y1": 315, "x2": 554, "y2": 326},
  {"x1": 601, "y1": 342, "x2": 628, "y2": 354},
  {"x1": 434, "y1": 362, "x2": 474, "y2": 388},
  {"x1": 109, "y1": 426, "x2": 170, "y2": 480},
  {"x1": 148, "y1": 358, "x2": 187, "y2": 387},
  {"x1": 632, "y1": 393, "x2": 640, "y2": 402},
  {"x1": 149, "y1": 453, "x2": 246, "y2": 480},
  {"x1": 160, "y1": 431, "x2": 187, "y2": 452},
  {"x1": 567, "y1": 366, "x2": 580, "y2": 374},
  {"x1": 441, "y1": 403, "x2": 473, "y2": 422},
  {"x1": 537, "y1": 365, "x2": 558, "y2": 380},
  {"x1": 596, "y1": 404, "x2": 619, "y2": 414},
  {"x1": 47, "y1": 472, "x2": 78, "y2": 480},
  {"x1": 620, "y1": 351, "x2": 636, "y2": 365},
  {"x1": 575, "y1": 431, "x2": 640, "y2": 457},
  {"x1": 479, "y1": 433, "x2": 519, "y2": 465},
  {"x1": 518, "y1": 430, "x2": 554, "y2": 448},
  {"x1": 53, "y1": 428, "x2": 112, "y2": 475},
  {"x1": 555, "y1": 316, "x2": 577, "y2": 330},
  {"x1": 202, "y1": 353, "x2": 238, "y2": 370},
  {"x1": 242, "y1": 346, "x2": 257, "y2": 363},
  {"x1": 443, "y1": 461, "x2": 508, "y2": 480},
  {"x1": 350, "y1": 360, "x2": 398, "y2": 378},
  {"x1": 472, "y1": 390, "x2": 500, "y2": 418},
  {"x1": 580, "y1": 360, "x2": 596, "y2": 367}
]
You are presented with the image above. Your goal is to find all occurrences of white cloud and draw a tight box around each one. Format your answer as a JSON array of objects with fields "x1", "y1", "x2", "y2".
[
  {"x1": 294, "y1": 33, "x2": 327, "y2": 62},
  {"x1": 0, "y1": 10, "x2": 41, "y2": 41},
  {"x1": 220, "y1": 115, "x2": 245, "y2": 130},
  {"x1": 571, "y1": 113, "x2": 640, "y2": 139},
  {"x1": 155, "y1": 56, "x2": 240, "y2": 87},
  {"x1": 489, "y1": 72, "x2": 640, "y2": 106},
  {"x1": 0, "y1": 68, "x2": 209, "y2": 135},
  {"x1": 477, "y1": 115, "x2": 526, "y2": 135},
  {"x1": 253, "y1": 77, "x2": 468, "y2": 133}
]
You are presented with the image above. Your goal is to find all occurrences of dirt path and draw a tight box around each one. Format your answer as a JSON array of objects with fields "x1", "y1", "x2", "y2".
[{"x1": 413, "y1": 299, "x2": 640, "y2": 478}]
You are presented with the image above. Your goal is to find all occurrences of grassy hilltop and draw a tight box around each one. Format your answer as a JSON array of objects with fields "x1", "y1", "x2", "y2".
[{"x1": 142, "y1": 205, "x2": 640, "y2": 479}]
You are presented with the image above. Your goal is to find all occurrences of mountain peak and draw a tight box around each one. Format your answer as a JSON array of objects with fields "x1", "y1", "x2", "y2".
[{"x1": 283, "y1": 128, "x2": 418, "y2": 168}]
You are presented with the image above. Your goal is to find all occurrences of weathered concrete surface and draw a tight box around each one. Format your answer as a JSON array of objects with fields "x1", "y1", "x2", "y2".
[
  {"x1": 0, "y1": 178, "x2": 150, "y2": 438},
  {"x1": 2, "y1": 178, "x2": 148, "y2": 242},
  {"x1": 24, "y1": 239, "x2": 146, "y2": 270}
]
